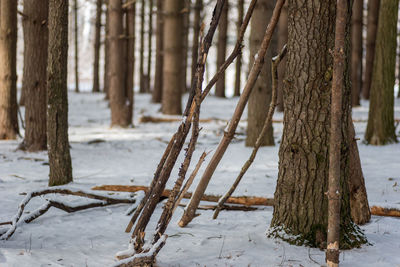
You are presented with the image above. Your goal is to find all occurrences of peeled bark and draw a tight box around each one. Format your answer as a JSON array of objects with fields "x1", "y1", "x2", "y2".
[
  {"x1": 20, "y1": 0, "x2": 49, "y2": 151},
  {"x1": 161, "y1": 0, "x2": 183, "y2": 115},
  {"x1": 0, "y1": 0, "x2": 19, "y2": 140},
  {"x1": 215, "y1": 1, "x2": 228, "y2": 98},
  {"x1": 276, "y1": 1, "x2": 287, "y2": 112},
  {"x1": 190, "y1": 0, "x2": 203, "y2": 90},
  {"x1": 234, "y1": 0, "x2": 244, "y2": 97},
  {"x1": 74, "y1": 0, "x2": 79, "y2": 93},
  {"x1": 92, "y1": 0, "x2": 102, "y2": 93},
  {"x1": 152, "y1": 0, "x2": 164, "y2": 103},
  {"x1": 47, "y1": 0, "x2": 73, "y2": 186},
  {"x1": 365, "y1": 0, "x2": 398, "y2": 145}
]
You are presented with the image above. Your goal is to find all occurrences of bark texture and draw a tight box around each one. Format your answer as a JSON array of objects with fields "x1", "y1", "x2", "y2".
[
  {"x1": 234, "y1": 0, "x2": 244, "y2": 97},
  {"x1": 152, "y1": 0, "x2": 164, "y2": 103},
  {"x1": 47, "y1": 0, "x2": 73, "y2": 186},
  {"x1": 364, "y1": 0, "x2": 398, "y2": 145},
  {"x1": 276, "y1": 1, "x2": 287, "y2": 112},
  {"x1": 92, "y1": 0, "x2": 102, "y2": 93},
  {"x1": 350, "y1": 0, "x2": 362, "y2": 106},
  {"x1": 0, "y1": 0, "x2": 19, "y2": 140},
  {"x1": 161, "y1": 0, "x2": 183, "y2": 115},
  {"x1": 21, "y1": 0, "x2": 49, "y2": 151},
  {"x1": 215, "y1": 1, "x2": 228, "y2": 98},
  {"x1": 270, "y1": 0, "x2": 364, "y2": 249},
  {"x1": 246, "y1": 0, "x2": 276, "y2": 147}
]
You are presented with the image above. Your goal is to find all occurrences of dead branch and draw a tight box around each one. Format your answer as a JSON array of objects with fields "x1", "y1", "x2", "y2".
[
  {"x1": 178, "y1": 203, "x2": 259, "y2": 212},
  {"x1": 370, "y1": 206, "x2": 400, "y2": 218},
  {"x1": 213, "y1": 44, "x2": 287, "y2": 220}
]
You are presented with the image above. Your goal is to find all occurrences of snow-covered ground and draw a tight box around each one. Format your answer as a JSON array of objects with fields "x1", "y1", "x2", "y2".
[{"x1": 0, "y1": 91, "x2": 399, "y2": 267}]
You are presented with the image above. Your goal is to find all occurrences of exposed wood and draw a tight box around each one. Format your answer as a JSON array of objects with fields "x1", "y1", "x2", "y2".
[{"x1": 370, "y1": 206, "x2": 400, "y2": 218}]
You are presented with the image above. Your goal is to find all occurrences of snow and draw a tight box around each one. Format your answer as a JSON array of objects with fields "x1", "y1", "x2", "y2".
[{"x1": 0, "y1": 91, "x2": 399, "y2": 266}]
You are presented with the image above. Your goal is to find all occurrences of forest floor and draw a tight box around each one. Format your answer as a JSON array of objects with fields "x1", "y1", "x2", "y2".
[{"x1": 1, "y1": 91, "x2": 400, "y2": 267}]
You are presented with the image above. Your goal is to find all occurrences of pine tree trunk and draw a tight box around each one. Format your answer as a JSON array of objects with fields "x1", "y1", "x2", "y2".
[
  {"x1": 245, "y1": 0, "x2": 276, "y2": 147},
  {"x1": 190, "y1": 0, "x2": 202, "y2": 90},
  {"x1": 47, "y1": 0, "x2": 73, "y2": 186},
  {"x1": 152, "y1": 0, "x2": 164, "y2": 103},
  {"x1": 270, "y1": 0, "x2": 364, "y2": 249},
  {"x1": 139, "y1": 0, "x2": 146, "y2": 93},
  {"x1": 0, "y1": 0, "x2": 19, "y2": 140},
  {"x1": 215, "y1": 1, "x2": 228, "y2": 98},
  {"x1": 21, "y1": 0, "x2": 48, "y2": 151},
  {"x1": 104, "y1": 0, "x2": 110, "y2": 99},
  {"x1": 362, "y1": 0, "x2": 380, "y2": 100},
  {"x1": 234, "y1": 0, "x2": 244, "y2": 97},
  {"x1": 161, "y1": 0, "x2": 183, "y2": 115},
  {"x1": 181, "y1": 0, "x2": 190, "y2": 93},
  {"x1": 74, "y1": 0, "x2": 79, "y2": 93},
  {"x1": 365, "y1": 0, "x2": 398, "y2": 145},
  {"x1": 350, "y1": 0, "x2": 362, "y2": 107},
  {"x1": 276, "y1": 1, "x2": 287, "y2": 112},
  {"x1": 147, "y1": 0, "x2": 153, "y2": 92},
  {"x1": 92, "y1": 0, "x2": 102, "y2": 93}
]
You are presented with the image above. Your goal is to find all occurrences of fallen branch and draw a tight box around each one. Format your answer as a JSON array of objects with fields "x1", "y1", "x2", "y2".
[
  {"x1": 370, "y1": 206, "x2": 400, "y2": 218},
  {"x1": 178, "y1": 203, "x2": 259, "y2": 211}
]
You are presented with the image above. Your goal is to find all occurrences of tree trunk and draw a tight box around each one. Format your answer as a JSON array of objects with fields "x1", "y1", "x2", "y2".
[
  {"x1": 139, "y1": 0, "x2": 146, "y2": 93},
  {"x1": 270, "y1": 0, "x2": 365, "y2": 249},
  {"x1": 234, "y1": 0, "x2": 244, "y2": 97},
  {"x1": 161, "y1": 0, "x2": 183, "y2": 115},
  {"x1": 152, "y1": 0, "x2": 164, "y2": 103},
  {"x1": 19, "y1": 87, "x2": 26, "y2": 106},
  {"x1": 74, "y1": 0, "x2": 79, "y2": 93},
  {"x1": 245, "y1": 0, "x2": 276, "y2": 147},
  {"x1": 92, "y1": 0, "x2": 102, "y2": 93},
  {"x1": 108, "y1": 0, "x2": 132, "y2": 127},
  {"x1": 215, "y1": 1, "x2": 228, "y2": 98},
  {"x1": 190, "y1": 0, "x2": 202, "y2": 91},
  {"x1": 276, "y1": 1, "x2": 287, "y2": 112},
  {"x1": 362, "y1": 0, "x2": 380, "y2": 100},
  {"x1": 181, "y1": 0, "x2": 190, "y2": 93},
  {"x1": 350, "y1": 0, "x2": 362, "y2": 107},
  {"x1": 0, "y1": 0, "x2": 18, "y2": 140},
  {"x1": 104, "y1": 0, "x2": 110, "y2": 99},
  {"x1": 47, "y1": 0, "x2": 73, "y2": 186},
  {"x1": 147, "y1": 0, "x2": 153, "y2": 92},
  {"x1": 124, "y1": 0, "x2": 135, "y2": 125},
  {"x1": 20, "y1": 0, "x2": 48, "y2": 151},
  {"x1": 365, "y1": 0, "x2": 398, "y2": 145}
]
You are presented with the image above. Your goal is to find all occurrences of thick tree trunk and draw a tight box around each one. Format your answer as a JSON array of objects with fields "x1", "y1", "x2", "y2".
[
  {"x1": 245, "y1": 0, "x2": 276, "y2": 147},
  {"x1": 351, "y1": 0, "x2": 362, "y2": 107},
  {"x1": 47, "y1": 0, "x2": 73, "y2": 186},
  {"x1": 19, "y1": 87, "x2": 26, "y2": 106},
  {"x1": 234, "y1": 0, "x2": 244, "y2": 97},
  {"x1": 139, "y1": 0, "x2": 146, "y2": 93},
  {"x1": 276, "y1": 1, "x2": 287, "y2": 112},
  {"x1": 215, "y1": 1, "x2": 228, "y2": 98},
  {"x1": 152, "y1": 0, "x2": 164, "y2": 103},
  {"x1": 181, "y1": 0, "x2": 190, "y2": 93},
  {"x1": 362, "y1": 0, "x2": 380, "y2": 100},
  {"x1": 365, "y1": 0, "x2": 398, "y2": 145},
  {"x1": 104, "y1": 0, "x2": 110, "y2": 99},
  {"x1": 270, "y1": 0, "x2": 364, "y2": 249},
  {"x1": 21, "y1": 0, "x2": 49, "y2": 151},
  {"x1": 147, "y1": 0, "x2": 153, "y2": 92},
  {"x1": 74, "y1": 0, "x2": 79, "y2": 93},
  {"x1": 161, "y1": 0, "x2": 183, "y2": 115},
  {"x1": 190, "y1": 0, "x2": 203, "y2": 91},
  {"x1": 0, "y1": 0, "x2": 19, "y2": 140},
  {"x1": 92, "y1": 0, "x2": 102, "y2": 93}
]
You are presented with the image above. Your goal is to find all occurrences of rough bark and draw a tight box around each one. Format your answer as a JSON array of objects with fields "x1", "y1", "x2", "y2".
[
  {"x1": 74, "y1": 0, "x2": 79, "y2": 93},
  {"x1": 246, "y1": 0, "x2": 276, "y2": 147},
  {"x1": 20, "y1": 0, "x2": 49, "y2": 151},
  {"x1": 234, "y1": 0, "x2": 244, "y2": 97},
  {"x1": 276, "y1": 1, "x2": 287, "y2": 112},
  {"x1": 152, "y1": 0, "x2": 164, "y2": 103},
  {"x1": 0, "y1": 0, "x2": 19, "y2": 140},
  {"x1": 47, "y1": 0, "x2": 73, "y2": 186},
  {"x1": 161, "y1": 0, "x2": 183, "y2": 115},
  {"x1": 139, "y1": 0, "x2": 146, "y2": 93},
  {"x1": 104, "y1": 0, "x2": 110, "y2": 99},
  {"x1": 270, "y1": 0, "x2": 364, "y2": 249},
  {"x1": 362, "y1": 0, "x2": 380, "y2": 100},
  {"x1": 190, "y1": 0, "x2": 203, "y2": 91},
  {"x1": 146, "y1": 0, "x2": 153, "y2": 92},
  {"x1": 92, "y1": 0, "x2": 102, "y2": 93},
  {"x1": 364, "y1": 0, "x2": 398, "y2": 145},
  {"x1": 350, "y1": 0, "x2": 362, "y2": 107},
  {"x1": 215, "y1": 0, "x2": 228, "y2": 98}
]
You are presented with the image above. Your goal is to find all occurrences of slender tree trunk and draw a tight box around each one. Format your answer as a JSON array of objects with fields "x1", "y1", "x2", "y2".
[
  {"x1": 276, "y1": 1, "x2": 287, "y2": 112},
  {"x1": 365, "y1": 0, "x2": 398, "y2": 145},
  {"x1": 47, "y1": 0, "x2": 73, "y2": 186},
  {"x1": 124, "y1": 0, "x2": 135, "y2": 124},
  {"x1": 74, "y1": 0, "x2": 79, "y2": 93},
  {"x1": 21, "y1": 0, "x2": 49, "y2": 151},
  {"x1": 0, "y1": 0, "x2": 18, "y2": 140},
  {"x1": 152, "y1": 0, "x2": 164, "y2": 103},
  {"x1": 181, "y1": 0, "x2": 191, "y2": 93},
  {"x1": 161, "y1": 0, "x2": 183, "y2": 115},
  {"x1": 215, "y1": 1, "x2": 228, "y2": 98},
  {"x1": 147, "y1": 0, "x2": 153, "y2": 92},
  {"x1": 234, "y1": 0, "x2": 244, "y2": 97},
  {"x1": 139, "y1": 0, "x2": 146, "y2": 93},
  {"x1": 92, "y1": 0, "x2": 103, "y2": 93},
  {"x1": 190, "y1": 0, "x2": 202, "y2": 91},
  {"x1": 351, "y1": 0, "x2": 362, "y2": 107},
  {"x1": 270, "y1": 0, "x2": 365, "y2": 249},
  {"x1": 362, "y1": 0, "x2": 380, "y2": 100},
  {"x1": 245, "y1": 0, "x2": 276, "y2": 147},
  {"x1": 104, "y1": 0, "x2": 110, "y2": 99}
]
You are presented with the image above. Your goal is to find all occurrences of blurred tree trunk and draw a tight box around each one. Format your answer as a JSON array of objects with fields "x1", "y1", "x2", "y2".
[
  {"x1": 365, "y1": 0, "x2": 398, "y2": 145},
  {"x1": 92, "y1": 0, "x2": 103, "y2": 93},
  {"x1": 362, "y1": 0, "x2": 380, "y2": 100},
  {"x1": 47, "y1": 0, "x2": 73, "y2": 186},
  {"x1": 0, "y1": 0, "x2": 19, "y2": 140},
  {"x1": 139, "y1": 0, "x2": 146, "y2": 93},
  {"x1": 161, "y1": 0, "x2": 183, "y2": 115},
  {"x1": 152, "y1": 0, "x2": 163, "y2": 103},
  {"x1": 74, "y1": 0, "x2": 79, "y2": 93},
  {"x1": 104, "y1": 0, "x2": 110, "y2": 99},
  {"x1": 351, "y1": 0, "x2": 363, "y2": 107},
  {"x1": 20, "y1": 0, "x2": 48, "y2": 151},
  {"x1": 190, "y1": 0, "x2": 202, "y2": 90},
  {"x1": 124, "y1": 0, "x2": 135, "y2": 124},
  {"x1": 215, "y1": 0, "x2": 228, "y2": 98},
  {"x1": 147, "y1": 0, "x2": 153, "y2": 92},
  {"x1": 181, "y1": 0, "x2": 190, "y2": 93},
  {"x1": 234, "y1": 0, "x2": 244, "y2": 97},
  {"x1": 276, "y1": 1, "x2": 287, "y2": 112},
  {"x1": 246, "y1": 0, "x2": 276, "y2": 147}
]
